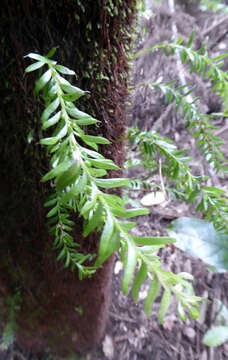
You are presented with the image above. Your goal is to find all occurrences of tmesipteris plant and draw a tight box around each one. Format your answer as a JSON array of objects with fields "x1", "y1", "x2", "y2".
[
  {"x1": 24, "y1": 48, "x2": 204, "y2": 323},
  {"x1": 128, "y1": 31, "x2": 228, "y2": 233}
]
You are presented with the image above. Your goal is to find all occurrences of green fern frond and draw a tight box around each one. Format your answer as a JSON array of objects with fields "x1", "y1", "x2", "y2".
[{"x1": 25, "y1": 50, "x2": 203, "y2": 323}]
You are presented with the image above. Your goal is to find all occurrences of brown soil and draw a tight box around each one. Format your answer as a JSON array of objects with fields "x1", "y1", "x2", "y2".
[{"x1": 1, "y1": 2, "x2": 228, "y2": 360}]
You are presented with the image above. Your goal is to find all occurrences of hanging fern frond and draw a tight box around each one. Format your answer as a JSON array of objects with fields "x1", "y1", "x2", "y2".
[
  {"x1": 126, "y1": 127, "x2": 228, "y2": 233},
  {"x1": 25, "y1": 50, "x2": 203, "y2": 323}
]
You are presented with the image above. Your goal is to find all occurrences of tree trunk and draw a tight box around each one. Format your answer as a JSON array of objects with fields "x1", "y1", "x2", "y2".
[{"x1": 0, "y1": 0, "x2": 136, "y2": 354}]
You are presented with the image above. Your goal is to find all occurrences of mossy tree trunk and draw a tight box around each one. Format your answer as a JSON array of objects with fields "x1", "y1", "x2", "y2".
[{"x1": 0, "y1": 0, "x2": 136, "y2": 354}]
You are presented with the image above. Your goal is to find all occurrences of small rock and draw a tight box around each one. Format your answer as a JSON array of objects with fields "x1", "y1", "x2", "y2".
[
  {"x1": 114, "y1": 260, "x2": 123, "y2": 275},
  {"x1": 140, "y1": 191, "x2": 165, "y2": 206},
  {"x1": 184, "y1": 327, "x2": 196, "y2": 340},
  {"x1": 102, "y1": 334, "x2": 115, "y2": 359}
]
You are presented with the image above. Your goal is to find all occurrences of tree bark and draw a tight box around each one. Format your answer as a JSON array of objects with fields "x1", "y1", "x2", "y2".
[{"x1": 0, "y1": 0, "x2": 136, "y2": 354}]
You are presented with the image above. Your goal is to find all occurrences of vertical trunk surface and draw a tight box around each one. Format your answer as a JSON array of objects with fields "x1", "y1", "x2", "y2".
[{"x1": 0, "y1": 0, "x2": 136, "y2": 354}]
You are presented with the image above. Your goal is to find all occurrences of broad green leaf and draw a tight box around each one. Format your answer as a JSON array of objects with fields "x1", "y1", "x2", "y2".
[
  {"x1": 80, "y1": 198, "x2": 96, "y2": 217},
  {"x1": 80, "y1": 147, "x2": 104, "y2": 159},
  {"x1": 81, "y1": 138, "x2": 98, "y2": 151},
  {"x1": 35, "y1": 69, "x2": 52, "y2": 94},
  {"x1": 46, "y1": 205, "x2": 58, "y2": 218},
  {"x1": 94, "y1": 178, "x2": 129, "y2": 189},
  {"x1": 56, "y1": 122, "x2": 68, "y2": 139},
  {"x1": 103, "y1": 193, "x2": 125, "y2": 208},
  {"x1": 41, "y1": 97, "x2": 60, "y2": 123},
  {"x1": 42, "y1": 111, "x2": 61, "y2": 130},
  {"x1": 132, "y1": 236, "x2": 176, "y2": 246},
  {"x1": 89, "y1": 158, "x2": 120, "y2": 170},
  {"x1": 56, "y1": 162, "x2": 81, "y2": 191},
  {"x1": 55, "y1": 65, "x2": 75, "y2": 75},
  {"x1": 60, "y1": 172, "x2": 87, "y2": 204},
  {"x1": 122, "y1": 241, "x2": 137, "y2": 294},
  {"x1": 40, "y1": 136, "x2": 59, "y2": 146},
  {"x1": 46, "y1": 47, "x2": 57, "y2": 58},
  {"x1": 189, "y1": 306, "x2": 200, "y2": 320},
  {"x1": 83, "y1": 203, "x2": 104, "y2": 237},
  {"x1": 88, "y1": 168, "x2": 107, "y2": 177},
  {"x1": 41, "y1": 161, "x2": 71, "y2": 182},
  {"x1": 118, "y1": 221, "x2": 136, "y2": 231},
  {"x1": 167, "y1": 217, "x2": 228, "y2": 272},
  {"x1": 80, "y1": 185, "x2": 97, "y2": 216},
  {"x1": 158, "y1": 289, "x2": 172, "y2": 324},
  {"x1": 44, "y1": 198, "x2": 57, "y2": 207},
  {"x1": 66, "y1": 106, "x2": 97, "y2": 123},
  {"x1": 212, "y1": 54, "x2": 228, "y2": 62},
  {"x1": 81, "y1": 135, "x2": 110, "y2": 144},
  {"x1": 25, "y1": 53, "x2": 51, "y2": 63},
  {"x1": 144, "y1": 277, "x2": 160, "y2": 316},
  {"x1": 25, "y1": 61, "x2": 44, "y2": 73},
  {"x1": 62, "y1": 92, "x2": 84, "y2": 102},
  {"x1": 178, "y1": 302, "x2": 187, "y2": 322},
  {"x1": 203, "y1": 326, "x2": 228, "y2": 347},
  {"x1": 95, "y1": 212, "x2": 114, "y2": 266},
  {"x1": 132, "y1": 262, "x2": 148, "y2": 302},
  {"x1": 56, "y1": 247, "x2": 66, "y2": 261},
  {"x1": 61, "y1": 84, "x2": 85, "y2": 101},
  {"x1": 112, "y1": 207, "x2": 149, "y2": 218},
  {"x1": 74, "y1": 118, "x2": 97, "y2": 126},
  {"x1": 97, "y1": 228, "x2": 120, "y2": 266}
]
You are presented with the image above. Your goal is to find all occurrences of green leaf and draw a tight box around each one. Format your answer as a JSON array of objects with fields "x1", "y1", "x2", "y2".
[
  {"x1": 35, "y1": 69, "x2": 52, "y2": 94},
  {"x1": 103, "y1": 193, "x2": 125, "y2": 208},
  {"x1": 41, "y1": 161, "x2": 71, "y2": 182},
  {"x1": 178, "y1": 302, "x2": 187, "y2": 322},
  {"x1": 112, "y1": 207, "x2": 149, "y2": 218},
  {"x1": 83, "y1": 203, "x2": 104, "y2": 237},
  {"x1": 74, "y1": 117, "x2": 97, "y2": 126},
  {"x1": 80, "y1": 184, "x2": 97, "y2": 216},
  {"x1": 56, "y1": 162, "x2": 81, "y2": 191},
  {"x1": 42, "y1": 111, "x2": 61, "y2": 130},
  {"x1": 40, "y1": 137, "x2": 59, "y2": 146},
  {"x1": 203, "y1": 326, "x2": 228, "y2": 347},
  {"x1": 95, "y1": 212, "x2": 114, "y2": 266},
  {"x1": 56, "y1": 247, "x2": 66, "y2": 261},
  {"x1": 189, "y1": 307, "x2": 200, "y2": 320},
  {"x1": 46, "y1": 47, "x2": 57, "y2": 58},
  {"x1": 144, "y1": 276, "x2": 161, "y2": 316},
  {"x1": 118, "y1": 221, "x2": 136, "y2": 231},
  {"x1": 122, "y1": 241, "x2": 137, "y2": 294},
  {"x1": 81, "y1": 135, "x2": 110, "y2": 144},
  {"x1": 55, "y1": 65, "x2": 75, "y2": 75},
  {"x1": 132, "y1": 262, "x2": 148, "y2": 302},
  {"x1": 55, "y1": 122, "x2": 68, "y2": 139},
  {"x1": 186, "y1": 31, "x2": 195, "y2": 47},
  {"x1": 25, "y1": 61, "x2": 45, "y2": 73},
  {"x1": 61, "y1": 84, "x2": 85, "y2": 101},
  {"x1": 89, "y1": 168, "x2": 107, "y2": 177},
  {"x1": 158, "y1": 289, "x2": 172, "y2": 324},
  {"x1": 167, "y1": 217, "x2": 228, "y2": 272},
  {"x1": 94, "y1": 178, "x2": 129, "y2": 188},
  {"x1": 25, "y1": 53, "x2": 51, "y2": 63},
  {"x1": 41, "y1": 97, "x2": 60, "y2": 122},
  {"x1": 46, "y1": 205, "x2": 58, "y2": 218},
  {"x1": 89, "y1": 158, "x2": 120, "y2": 170},
  {"x1": 132, "y1": 236, "x2": 176, "y2": 246},
  {"x1": 44, "y1": 198, "x2": 57, "y2": 207},
  {"x1": 60, "y1": 172, "x2": 87, "y2": 204},
  {"x1": 66, "y1": 106, "x2": 97, "y2": 124}
]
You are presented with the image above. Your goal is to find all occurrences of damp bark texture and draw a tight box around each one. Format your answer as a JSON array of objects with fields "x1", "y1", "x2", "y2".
[{"x1": 0, "y1": 0, "x2": 136, "y2": 354}]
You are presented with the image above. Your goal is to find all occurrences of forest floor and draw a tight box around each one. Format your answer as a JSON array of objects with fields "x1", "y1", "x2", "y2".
[
  {"x1": 87, "y1": 2, "x2": 228, "y2": 360},
  {"x1": 1, "y1": 1, "x2": 228, "y2": 360}
]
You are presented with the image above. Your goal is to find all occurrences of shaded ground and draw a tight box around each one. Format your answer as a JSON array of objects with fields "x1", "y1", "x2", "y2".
[{"x1": 1, "y1": 1, "x2": 228, "y2": 359}]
